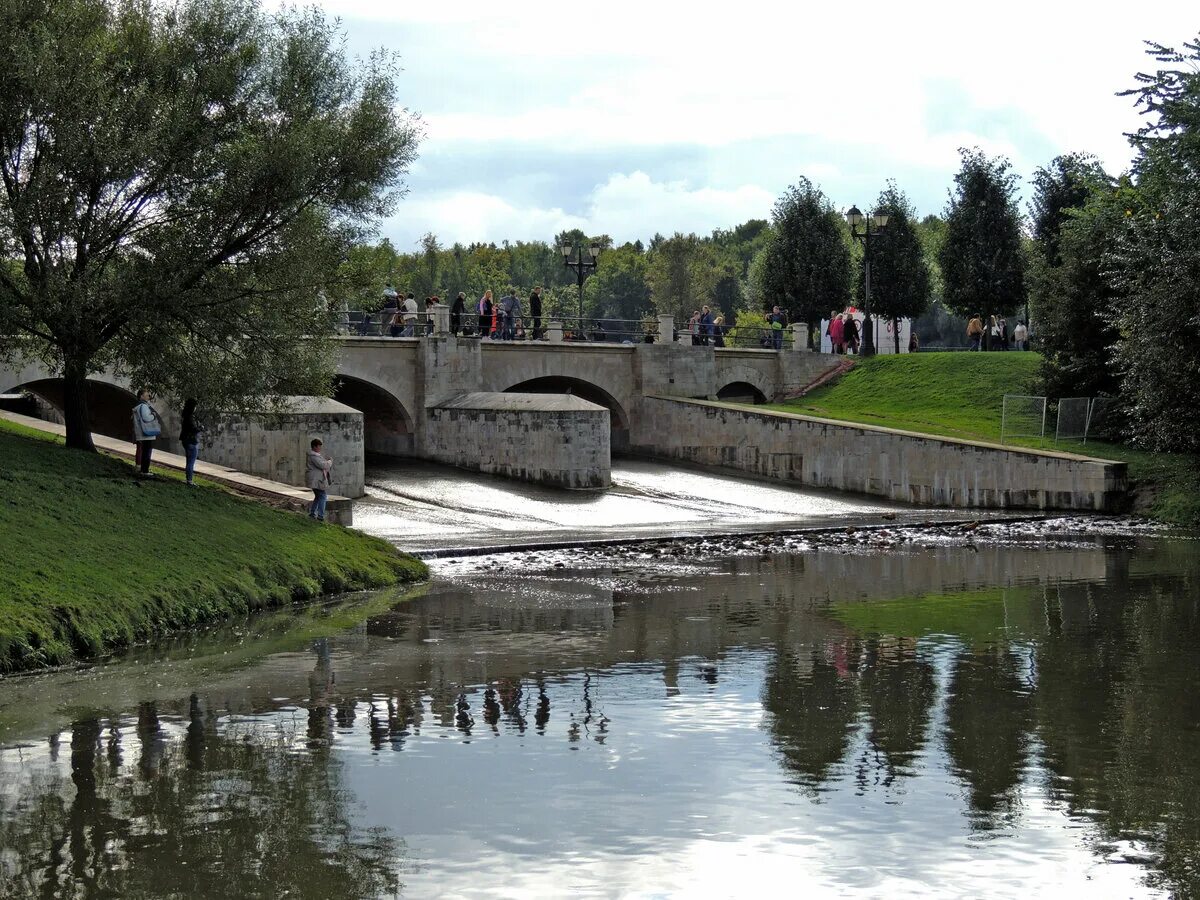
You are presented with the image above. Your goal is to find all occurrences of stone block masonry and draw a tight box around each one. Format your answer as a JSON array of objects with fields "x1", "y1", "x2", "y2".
[
  {"x1": 201, "y1": 397, "x2": 365, "y2": 499},
  {"x1": 427, "y1": 392, "x2": 611, "y2": 490},
  {"x1": 634, "y1": 397, "x2": 1126, "y2": 512}
]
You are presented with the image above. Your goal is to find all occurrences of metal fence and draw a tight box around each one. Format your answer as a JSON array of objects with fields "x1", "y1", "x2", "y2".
[
  {"x1": 1001, "y1": 394, "x2": 1119, "y2": 447},
  {"x1": 1055, "y1": 397, "x2": 1092, "y2": 445},
  {"x1": 1001, "y1": 394, "x2": 1048, "y2": 444}
]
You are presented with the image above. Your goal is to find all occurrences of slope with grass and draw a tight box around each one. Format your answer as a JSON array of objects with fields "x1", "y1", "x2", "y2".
[
  {"x1": 0, "y1": 420, "x2": 427, "y2": 673},
  {"x1": 766, "y1": 352, "x2": 1200, "y2": 526}
]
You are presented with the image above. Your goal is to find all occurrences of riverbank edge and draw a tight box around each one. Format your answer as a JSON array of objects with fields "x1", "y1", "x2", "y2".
[{"x1": 0, "y1": 419, "x2": 428, "y2": 675}]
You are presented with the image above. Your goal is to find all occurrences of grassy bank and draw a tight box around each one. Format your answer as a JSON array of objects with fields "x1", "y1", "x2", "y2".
[
  {"x1": 765, "y1": 352, "x2": 1200, "y2": 526},
  {"x1": 0, "y1": 420, "x2": 427, "y2": 673}
]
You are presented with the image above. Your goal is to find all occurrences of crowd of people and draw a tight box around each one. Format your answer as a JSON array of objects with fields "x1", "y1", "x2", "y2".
[
  {"x1": 965, "y1": 314, "x2": 1030, "y2": 351},
  {"x1": 369, "y1": 286, "x2": 548, "y2": 341},
  {"x1": 361, "y1": 287, "x2": 800, "y2": 348}
]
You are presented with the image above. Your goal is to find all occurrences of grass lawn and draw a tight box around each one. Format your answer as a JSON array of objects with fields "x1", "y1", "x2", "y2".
[
  {"x1": 765, "y1": 352, "x2": 1200, "y2": 527},
  {"x1": 0, "y1": 420, "x2": 427, "y2": 673}
]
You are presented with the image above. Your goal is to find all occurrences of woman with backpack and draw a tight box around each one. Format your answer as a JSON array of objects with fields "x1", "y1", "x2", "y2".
[{"x1": 131, "y1": 389, "x2": 163, "y2": 476}]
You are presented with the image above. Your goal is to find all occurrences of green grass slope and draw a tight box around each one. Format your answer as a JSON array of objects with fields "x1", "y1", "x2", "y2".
[
  {"x1": 776, "y1": 351, "x2": 1040, "y2": 441},
  {"x1": 767, "y1": 352, "x2": 1200, "y2": 526},
  {"x1": 0, "y1": 421, "x2": 427, "y2": 673}
]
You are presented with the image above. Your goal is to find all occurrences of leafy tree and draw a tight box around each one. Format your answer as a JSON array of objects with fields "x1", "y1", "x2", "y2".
[
  {"x1": 1108, "y1": 37, "x2": 1200, "y2": 452},
  {"x1": 1030, "y1": 154, "x2": 1112, "y2": 266},
  {"x1": 1027, "y1": 156, "x2": 1121, "y2": 399},
  {"x1": 408, "y1": 233, "x2": 443, "y2": 299},
  {"x1": 751, "y1": 178, "x2": 851, "y2": 341},
  {"x1": 584, "y1": 244, "x2": 651, "y2": 321},
  {"x1": 856, "y1": 184, "x2": 932, "y2": 353},
  {"x1": 0, "y1": 0, "x2": 419, "y2": 450},
  {"x1": 938, "y1": 150, "x2": 1027, "y2": 349},
  {"x1": 328, "y1": 240, "x2": 399, "y2": 312},
  {"x1": 646, "y1": 233, "x2": 717, "y2": 322}
]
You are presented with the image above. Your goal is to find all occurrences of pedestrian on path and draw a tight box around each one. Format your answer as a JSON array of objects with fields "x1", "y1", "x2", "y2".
[
  {"x1": 131, "y1": 389, "x2": 163, "y2": 476},
  {"x1": 307, "y1": 439, "x2": 333, "y2": 522},
  {"x1": 179, "y1": 398, "x2": 205, "y2": 486}
]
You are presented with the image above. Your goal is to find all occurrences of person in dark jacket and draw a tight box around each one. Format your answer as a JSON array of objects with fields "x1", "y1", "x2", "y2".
[
  {"x1": 450, "y1": 292, "x2": 466, "y2": 336},
  {"x1": 179, "y1": 397, "x2": 205, "y2": 486},
  {"x1": 844, "y1": 315, "x2": 860, "y2": 354},
  {"x1": 530, "y1": 286, "x2": 544, "y2": 340}
]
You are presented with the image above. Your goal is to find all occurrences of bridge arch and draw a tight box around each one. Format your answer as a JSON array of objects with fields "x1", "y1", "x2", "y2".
[
  {"x1": 714, "y1": 364, "x2": 772, "y2": 404},
  {"x1": 2, "y1": 376, "x2": 140, "y2": 442},
  {"x1": 332, "y1": 375, "x2": 415, "y2": 457},
  {"x1": 716, "y1": 381, "x2": 767, "y2": 404},
  {"x1": 503, "y1": 376, "x2": 630, "y2": 452}
]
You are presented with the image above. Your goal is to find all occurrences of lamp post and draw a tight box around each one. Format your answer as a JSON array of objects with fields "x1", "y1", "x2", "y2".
[
  {"x1": 561, "y1": 242, "x2": 600, "y2": 324},
  {"x1": 845, "y1": 205, "x2": 888, "y2": 357}
]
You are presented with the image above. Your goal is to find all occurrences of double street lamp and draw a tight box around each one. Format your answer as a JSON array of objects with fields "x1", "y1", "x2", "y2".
[
  {"x1": 845, "y1": 205, "x2": 888, "y2": 357},
  {"x1": 561, "y1": 242, "x2": 601, "y2": 323}
]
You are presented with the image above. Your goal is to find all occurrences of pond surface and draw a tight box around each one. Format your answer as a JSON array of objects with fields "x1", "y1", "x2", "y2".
[{"x1": 1, "y1": 531, "x2": 1198, "y2": 898}]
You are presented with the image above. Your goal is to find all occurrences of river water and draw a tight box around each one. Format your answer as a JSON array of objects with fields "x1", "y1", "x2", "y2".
[{"x1": 1, "y1": 521, "x2": 1197, "y2": 898}]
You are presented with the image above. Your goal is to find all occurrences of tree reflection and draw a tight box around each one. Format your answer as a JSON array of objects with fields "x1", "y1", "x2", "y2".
[
  {"x1": 860, "y1": 638, "x2": 935, "y2": 778},
  {"x1": 763, "y1": 646, "x2": 859, "y2": 790},
  {"x1": 0, "y1": 707, "x2": 404, "y2": 899},
  {"x1": 944, "y1": 647, "x2": 1033, "y2": 830},
  {"x1": 1036, "y1": 573, "x2": 1200, "y2": 897}
]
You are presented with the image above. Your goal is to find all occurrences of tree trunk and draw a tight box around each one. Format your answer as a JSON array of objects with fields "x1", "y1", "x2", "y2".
[
  {"x1": 894, "y1": 317, "x2": 901, "y2": 355},
  {"x1": 62, "y1": 359, "x2": 97, "y2": 452}
]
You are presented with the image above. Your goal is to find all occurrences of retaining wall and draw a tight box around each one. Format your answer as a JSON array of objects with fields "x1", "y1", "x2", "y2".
[
  {"x1": 635, "y1": 397, "x2": 1127, "y2": 511},
  {"x1": 425, "y1": 392, "x2": 611, "y2": 490}
]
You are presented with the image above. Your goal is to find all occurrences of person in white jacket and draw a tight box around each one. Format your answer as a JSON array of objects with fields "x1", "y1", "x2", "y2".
[
  {"x1": 131, "y1": 389, "x2": 163, "y2": 476},
  {"x1": 306, "y1": 439, "x2": 334, "y2": 522}
]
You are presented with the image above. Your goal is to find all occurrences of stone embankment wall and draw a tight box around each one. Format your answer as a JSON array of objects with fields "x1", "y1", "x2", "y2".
[
  {"x1": 635, "y1": 397, "x2": 1127, "y2": 511},
  {"x1": 426, "y1": 392, "x2": 611, "y2": 490},
  {"x1": 201, "y1": 397, "x2": 365, "y2": 498}
]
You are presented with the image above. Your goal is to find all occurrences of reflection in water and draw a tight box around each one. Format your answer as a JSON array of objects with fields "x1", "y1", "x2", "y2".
[
  {"x1": 944, "y1": 648, "x2": 1035, "y2": 831},
  {"x1": 0, "y1": 536, "x2": 1197, "y2": 897},
  {"x1": 860, "y1": 638, "x2": 936, "y2": 780},
  {"x1": 0, "y1": 706, "x2": 402, "y2": 899}
]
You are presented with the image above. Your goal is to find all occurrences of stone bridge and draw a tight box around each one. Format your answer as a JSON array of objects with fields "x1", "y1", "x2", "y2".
[
  {"x1": 332, "y1": 333, "x2": 837, "y2": 459},
  {"x1": 0, "y1": 334, "x2": 840, "y2": 493}
]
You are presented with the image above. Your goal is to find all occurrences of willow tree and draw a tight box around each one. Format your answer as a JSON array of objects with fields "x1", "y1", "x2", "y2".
[{"x1": 0, "y1": 0, "x2": 420, "y2": 450}]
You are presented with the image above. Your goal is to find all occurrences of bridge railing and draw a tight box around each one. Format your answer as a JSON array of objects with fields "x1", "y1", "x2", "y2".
[{"x1": 334, "y1": 310, "x2": 805, "y2": 350}]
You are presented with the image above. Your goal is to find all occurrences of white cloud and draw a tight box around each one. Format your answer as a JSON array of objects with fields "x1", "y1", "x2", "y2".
[
  {"x1": 322, "y1": 0, "x2": 1196, "y2": 242},
  {"x1": 385, "y1": 172, "x2": 775, "y2": 247},
  {"x1": 587, "y1": 172, "x2": 774, "y2": 240}
]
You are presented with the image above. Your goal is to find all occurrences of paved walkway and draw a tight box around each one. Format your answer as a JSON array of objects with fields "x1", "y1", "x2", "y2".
[{"x1": 0, "y1": 411, "x2": 353, "y2": 524}]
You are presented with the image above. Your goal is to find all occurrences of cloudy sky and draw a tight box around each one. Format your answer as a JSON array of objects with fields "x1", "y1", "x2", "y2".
[{"x1": 318, "y1": 0, "x2": 1195, "y2": 251}]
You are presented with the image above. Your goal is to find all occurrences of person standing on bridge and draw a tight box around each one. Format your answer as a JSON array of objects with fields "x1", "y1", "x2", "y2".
[
  {"x1": 307, "y1": 439, "x2": 333, "y2": 522},
  {"x1": 506, "y1": 290, "x2": 522, "y2": 341},
  {"x1": 530, "y1": 286, "x2": 544, "y2": 340},
  {"x1": 450, "y1": 292, "x2": 466, "y2": 336},
  {"x1": 699, "y1": 305, "x2": 714, "y2": 346},
  {"x1": 768, "y1": 306, "x2": 788, "y2": 350},
  {"x1": 478, "y1": 290, "x2": 493, "y2": 338},
  {"x1": 131, "y1": 389, "x2": 163, "y2": 476},
  {"x1": 401, "y1": 293, "x2": 419, "y2": 337}
]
